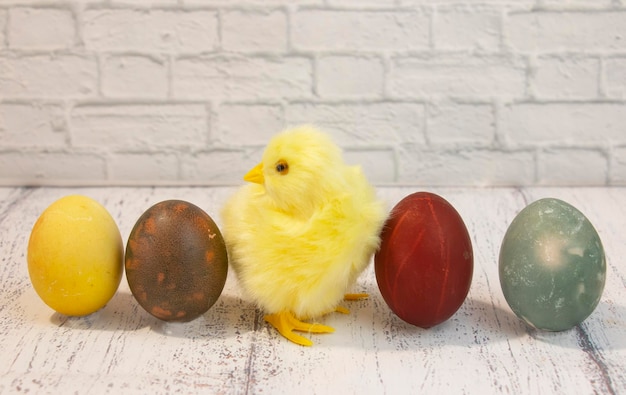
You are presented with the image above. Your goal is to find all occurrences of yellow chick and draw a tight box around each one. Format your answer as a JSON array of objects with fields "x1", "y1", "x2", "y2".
[{"x1": 221, "y1": 126, "x2": 386, "y2": 346}]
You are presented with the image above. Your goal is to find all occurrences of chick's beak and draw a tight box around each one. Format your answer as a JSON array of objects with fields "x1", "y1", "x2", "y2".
[{"x1": 244, "y1": 162, "x2": 265, "y2": 184}]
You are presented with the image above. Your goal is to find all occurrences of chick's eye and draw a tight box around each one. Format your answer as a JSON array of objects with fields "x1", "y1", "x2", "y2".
[{"x1": 275, "y1": 160, "x2": 289, "y2": 175}]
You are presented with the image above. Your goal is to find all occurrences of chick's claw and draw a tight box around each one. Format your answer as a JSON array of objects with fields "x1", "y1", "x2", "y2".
[
  {"x1": 264, "y1": 312, "x2": 334, "y2": 347},
  {"x1": 344, "y1": 293, "x2": 369, "y2": 301},
  {"x1": 335, "y1": 306, "x2": 350, "y2": 314},
  {"x1": 335, "y1": 293, "x2": 369, "y2": 314}
]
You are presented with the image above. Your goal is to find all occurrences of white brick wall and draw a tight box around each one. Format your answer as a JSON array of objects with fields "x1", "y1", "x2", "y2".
[
  {"x1": 101, "y1": 55, "x2": 169, "y2": 99},
  {"x1": 0, "y1": 0, "x2": 625, "y2": 186}
]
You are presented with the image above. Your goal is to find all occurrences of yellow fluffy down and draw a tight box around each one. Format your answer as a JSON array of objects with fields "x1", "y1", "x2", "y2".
[{"x1": 221, "y1": 126, "x2": 387, "y2": 319}]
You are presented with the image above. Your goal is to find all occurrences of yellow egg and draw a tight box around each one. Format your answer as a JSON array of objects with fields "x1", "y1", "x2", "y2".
[{"x1": 27, "y1": 195, "x2": 124, "y2": 316}]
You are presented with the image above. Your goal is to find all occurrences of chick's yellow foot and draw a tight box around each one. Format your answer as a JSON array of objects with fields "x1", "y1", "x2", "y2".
[
  {"x1": 264, "y1": 312, "x2": 334, "y2": 347},
  {"x1": 335, "y1": 293, "x2": 369, "y2": 314},
  {"x1": 335, "y1": 306, "x2": 350, "y2": 314},
  {"x1": 344, "y1": 293, "x2": 369, "y2": 301}
]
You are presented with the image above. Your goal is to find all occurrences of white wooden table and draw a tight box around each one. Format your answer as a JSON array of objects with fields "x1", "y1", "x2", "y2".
[{"x1": 0, "y1": 186, "x2": 624, "y2": 394}]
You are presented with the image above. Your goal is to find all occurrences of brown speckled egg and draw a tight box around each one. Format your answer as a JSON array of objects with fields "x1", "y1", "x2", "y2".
[{"x1": 125, "y1": 200, "x2": 228, "y2": 322}]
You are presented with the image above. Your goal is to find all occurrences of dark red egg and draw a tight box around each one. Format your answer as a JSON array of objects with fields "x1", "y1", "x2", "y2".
[
  {"x1": 375, "y1": 192, "x2": 473, "y2": 328},
  {"x1": 125, "y1": 200, "x2": 228, "y2": 322}
]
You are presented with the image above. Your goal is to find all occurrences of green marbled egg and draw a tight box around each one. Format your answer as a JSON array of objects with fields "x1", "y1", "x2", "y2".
[{"x1": 499, "y1": 198, "x2": 606, "y2": 331}]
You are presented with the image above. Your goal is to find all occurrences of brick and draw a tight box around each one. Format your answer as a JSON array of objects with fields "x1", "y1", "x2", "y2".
[
  {"x1": 217, "y1": 103, "x2": 284, "y2": 145},
  {"x1": 292, "y1": 10, "x2": 429, "y2": 51},
  {"x1": 180, "y1": 149, "x2": 261, "y2": 184},
  {"x1": 0, "y1": 103, "x2": 66, "y2": 147},
  {"x1": 507, "y1": 12, "x2": 626, "y2": 52},
  {"x1": 108, "y1": 152, "x2": 178, "y2": 182},
  {"x1": 285, "y1": 102, "x2": 426, "y2": 146},
  {"x1": 536, "y1": 0, "x2": 613, "y2": 8},
  {"x1": 4, "y1": 0, "x2": 102, "y2": 3},
  {"x1": 401, "y1": 0, "x2": 533, "y2": 3},
  {"x1": 83, "y1": 10, "x2": 218, "y2": 53},
  {"x1": 344, "y1": 149, "x2": 396, "y2": 184},
  {"x1": 222, "y1": 10, "x2": 287, "y2": 52},
  {"x1": 0, "y1": 151, "x2": 105, "y2": 183},
  {"x1": 501, "y1": 103, "x2": 626, "y2": 145},
  {"x1": 537, "y1": 148, "x2": 607, "y2": 186},
  {"x1": 8, "y1": 8, "x2": 75, "y2": 50},
  {"x1": 426, "y1": 102, "x2": 494, "y2": 146},
  {"x1": 611, "y1": 146, "x2": 626, "y2": 185},
  {"x1": 327, "y1": 0, "x2": 396, "y2": 7},
  {"x1": 102, "y1": 55, "x2": 168, "y2": 99},
  {"x1": 433, "y1": 6, "x2": 501, "y2": 51},
  {"x1": 71, "y1": 104, "x2": 208, "y2": 149},
  {"x1": 0, "y1": 11, "x2": 6, "y2": 48},
  {"x1": 389, "y1": 55, "x2": 526, "y2": 99},
  {"x1": 173, "y1": 56, "x2": 312, "y2": 100},
  {"x1": 316, "y1": 56, "x2": 385, "y2": 98},
  {"x1": 184, "y1": 0, "x2": 322, "y2": 4},
  {"x1": 605, "y1": 58, "x2": 626, "y2": 99},
  {"x1": 0, "y1": 54, "x2": 97, "y2": 98},
  {"x1": 398, "y1": 147, "x2": 535, "y2": 185},
  {"x1": 530, "y1": 56, "x2": 599, "y2": 99},
  {"x1": 111, "y1": 0, "x2": 178, "y2": 6}
]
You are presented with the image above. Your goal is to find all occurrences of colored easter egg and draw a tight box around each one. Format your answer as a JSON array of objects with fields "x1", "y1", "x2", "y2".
[
  {"x1": 375, "y1": 192, "x2": 473, "y2": 328},
  {"x1": 499, "y1": 198, "x2": 606, "y2": 331},
  {"x1": 125, "y1": 200, "x2": 228, "y2": 322},
  {"x1": 27, "y1": 195, "x2": 124, "y2": 316}
]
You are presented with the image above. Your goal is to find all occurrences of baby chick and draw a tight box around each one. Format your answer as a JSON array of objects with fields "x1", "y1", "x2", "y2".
[{"x1": 221, "y1": 126, "x2": 386, "y2": 346}]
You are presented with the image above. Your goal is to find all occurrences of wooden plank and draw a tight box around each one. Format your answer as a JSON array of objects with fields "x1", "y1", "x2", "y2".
[{"x1": 0, "y1": 187, "x2": 624, "y2": 394}]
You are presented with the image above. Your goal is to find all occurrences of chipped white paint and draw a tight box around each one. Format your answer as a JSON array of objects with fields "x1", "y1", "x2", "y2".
[{"x1": 0, "y1": 186, "x2": 625, "y2": 394}]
